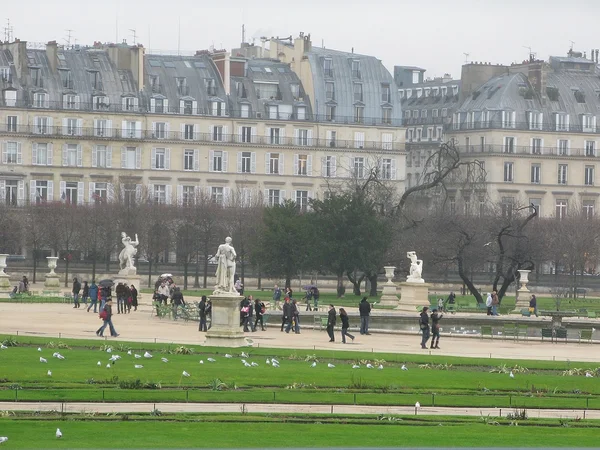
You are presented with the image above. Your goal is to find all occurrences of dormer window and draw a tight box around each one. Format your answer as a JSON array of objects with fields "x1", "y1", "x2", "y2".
[
  {"x1": 150, "y1": 96, "x2": 168, "y2": 114},
  {"x1": 122, "y1": 96, "x2": 138, "y2": 112},
  {"x1": 381, "y1": 84, "x2": 391, "y2": 103},
  {"x1": 180, "y1": 98, "x2": 197, "y2": 115},
  {"x1": 3, "y1": 89, "x2": 17, "y2": 107},
  {"x1": 555, "y1": 113, "x2": 569, "y2": 131},
  {"x1": 528, "y1": 111, "x2": 543, "y2": 131},
  {"x1": 501, "y1": 111, "x2": 516, "y2": 129},
  {"x1": 88, "y1": 70, "x2": 102, "y2": 91},
  {"x1": 353, "y1": 83, "x2": 363, "y2": 102},
  {"x1": 33, "y1": 92, "x2": 49, "y2": 108},
  {"x1": 290, "y1": 83, "x2": 300, "y2": 99},
  {"x1": 59, "y1": 69, "x2": 73, "y2": 89},
  {"x1": 452, "y1": 85, "x2": 459, "y2": 95},
  {"x1": 398, "y1": 89, "x2": 404, "y2": 99},
  {"x1": 176, "y1": 77, "x2": 188, "y2": 96},
  {"x1": 63, "y1": 93, "x2": 80, "y2": 110},
  {"x1": 205, "y1": 78, "x2": 216, "y2": 96},
  {"x1": 31, "y1": 68, "x2": 42, "y2": 88},
  {"x1": 0, "y1": 67, "x2": 10, "y2": 81},
  {"x1": 582, "y1": 114, "x2": 597, "y2": 133},
  {"x1": 211, "y1": 101, "x2": 226, "y2": 116},
  {"x1": 351, "y1": 60, "x2": 361, "y2": 79},
  {"x1": 325, "y1": 82, "x2": 335, "y2": 100},
  {"x1": 441, "y1": 86, "x2": 447, "y2": 96},
  {"x1": 93, "y1": 95, "x2": 109, "y2": 111},
  {"x1": 323, "y1": 58, "x2": 333, "y2": 77},
  {"x1": 149, "y1": 75, "x2": 160, "y2": 92},
  {"x1": 432, "y1": 87, "x2": 439, "y2": 96},
  {"x1": 424, "y1": 88, "x2": 430, "y2": 97},
  {"x1": 406, "y1": 89, "x2": 412, "y2": 99},
  {"x1": 416, "y1": 88, "x2": 423, "y2": 98}
]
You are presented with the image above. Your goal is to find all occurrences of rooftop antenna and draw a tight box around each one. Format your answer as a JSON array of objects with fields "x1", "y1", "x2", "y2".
[
  {"x1": 463, "y1": 52, "x2": 470, "y2": 63},
  {"x1": 64, "y1": 29, "x2": 74, "y2": 47},
  {"x1": 522, "y1": 45, "x2": 536, "y2": 61},
  {"x1": 569, "y1": 40, "x2": 575, "y2": 51},
  {"x1": 4, "y1": 19, "x2": 14, "y2": 42},
  {"x1": 129, "y1": 29, "x2": 137, "y2": 45},
  {"x1": 241, "y1": 24, "x2": 245, "y2": 44}
]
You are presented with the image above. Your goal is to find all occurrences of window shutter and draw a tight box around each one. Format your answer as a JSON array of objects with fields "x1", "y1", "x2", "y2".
[
  {"x1": 136, "y1": 121, "x2": 142, "y2": 138},
  {"x1": 104, "y1": 119, "x2": 112, "y2": 137},
  {"x1": 121, "y1": 147, "x2": 127, "y2": 168},
  {"x1": 32, "y1": 143, "x2": 38, "y2": 165},
  {"x1": 165, "y1": 122, "x2": 170, "y2": 138},
  {"x1": 150, "y1": 98, "x2": 156, "y2": 113},
  {"x1": 16, "y1": 142, "x2": 22, "y2": 164},
  {"x1": 264, "y1": 189, "x2": 269, "y2": 205},
  {"x1": 165, "y1": 148, "x2": 171, "y2": 170},
  {"x1": 163, "y1": 99, "x2": 169, "y2": 112},
  {"x1": 279, "y1": 153, "x2": 284, "y2": 175},
  {"x1": 193, "y1": 149, "x2": 199, "y2": 171},
  {"x1": 307, "y1": 129, "x2": 313, "y2": 145},
  {"x1": 209, "y1": 150, "x2": 214, "y2": 172},
  {"x1": 193, "y1": 124, "x2": 198, "y2": 139},
  {"x1": 223, "y1": 187, "x2": 231, "y2": 206},
  {"x1": 44, "y1": 94, "x2": 49, "y2": 108},
  {"x1": 1, "y1": 142, "x2": 6, "y2": 164},
  {"x1": 237, "y1": 151, "x2": 242, "y2": 173},
  {"x1": 89, "y1": 182, "x2": 96, "y2": 203},
  {"x1": 294, "y1": 129, "x2": 299, "y2": 146},
  {"x1": 47, "y1": 143, "x2": 53, "y2": 165},
  {"x1": 135, "y1": 148, "x2": 142, "y2": 169},
  {"x1": 77, "y1": 145, "x2": 82, "y2": 167},
  {"x1": 76, "y1": 119, "x2": 83, "y2": 135},
  {"x1": 151, "y1": 148, "x2": 157, "y2": 169},
  {"x1": 151, "y1": 122, "x2": 156, "y2": 137},
  {"x1": 106, "y1": 146, "x2": 112, "y2": 168},
  {"x1": 265, "y1": 152, "x2": 270, "y2": 174},
  {"x1": 92, "y1": 146, "x2": 97, "y2": 167},
  {"x1": 0, "y1": 180, "x2": 4, "y2": 202},
  {"x1": 121, "y1": 120, "x2": 127, "y2": 136},
  {"x1": 147, "y1": 184, "x2": 154, "y2": 202},
  {"x1": 165, "y1": 185, "x2": 172, "y2": 204},
  {"x1": 191, "y1": 100, "x2": 198, "y2": 115},
  {"x1": 60, "y1": 181, "x2": 66, "y2": 201},
  {"x1": 222, "y1": 151, "x2": 228, "y2": 172},
  {"x1": 107, "y1": 183, "x2": 114, "y2": 202},
  {"x1": 179, "y1": 100, "x2": 184, "y2": 114},
  {"x1": 62, "y1": 118, "x2": 68, "y2": 135},
  {"x1": 17, "y1": 180, "x2": 24, "y2": 205},
  {"x1": 391, "y1": 159, "x2": 397, "y2": 180},
  {"x1": 321, "y1": 156, "x2": 326, "y2": 176},
  {"x1": 223, "y1": 126, "x2": 229, "y2": 141},
  {"x1": 77, "y1": 182, "x2": 84, "y2": 205},
  {"x1": 566, "y1": 114, "x2": 570, "y2": 131},
  {"x1": 307, "y1": 155, "x2": 313, "y2": 176},
  {"x1": 331, "y1": 156, "x2": 337, "y2": 177},
  {"x1": 62, "y1": 144, "x2": 68, "y2": 166},
  {"x1": 326, "y1": 130, "x2": 332, "y2": 145},
  {"x1": 251, "y1": 127, "x2": 257, "y2": 143},
  {"x1": 593, "y1": 116, "x2": 597, "y2": 132},
  {"x1": 180, "y1": 123, "x2": 185, "y2": 139},
  {"x1": 30, "y1": 180, "x2": 36, "y2": 203},
  {"x1": 177, "y1": 185, "x2": 183, "y2": 205},
  {"x1": 251, "y1": 152, "x2": 256, "y2": 173},
  {"x1": 46, "y1": 181, "x2": 53, "y2": 202},
  {"x1": 280, "y1": 128, "x2": 286, "y2": 140},
  {"x1": 280, "y1": 190, "x2": 286, "y2": 203},
  {"x1": 294, "y1": 154, "x2": 299, "y2": 174}
]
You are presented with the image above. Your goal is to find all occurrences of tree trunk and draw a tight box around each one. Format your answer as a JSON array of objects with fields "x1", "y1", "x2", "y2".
[
  {"x1": 336, "y1": 273, "x2": 345, "y2": 298},
  {"x1": 203, "y1": 257, "x2": 208, "y2": 289},
  {"x1": 368, "y1": 273, "x2": 378, "y2": 297},
  {"x1": 285, "y1": 275, "x2": 291, "y2": 290},
  {"x1": 32, "y1": 249, "x2": 37, "y2": 284},
  {"x1": 193, "y1": 251, "x2": 200, "y2": 288},
  {"x1": 457, "y1": 257, "x2": 483, "y2": 303},
  {"x1": 257, "y1": 264, "x2": 262, "y2": 290},
  {"x1": 147, "y1": 259, "x2": 153, "y2": 289},
  {"x1": 183, "y1": 261, "x2": 188, "y2": 290},
  {"x1": 91, "y1": 252, "x2": 97, "y2": 281},
  {"x1": 346, "y1": 270, "x2": 364, "y2": 296},
  {"x1": 64, "y1": 257, "x2": 70, "y2": 287}
]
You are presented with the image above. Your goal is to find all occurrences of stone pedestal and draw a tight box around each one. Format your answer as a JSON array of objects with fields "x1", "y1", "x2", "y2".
[
  {"x1": 0, "y1": 254, "x2": 10, "y2": 291},
  {"x1": 379, "y1": 266, "x2": 400, "y2": 307},
  {"x1": 43, "y1": 257, "x2": 61, "y2": 296},
  {"x1": 204, "y1": 294, "x2": 249, "y2": 348},
  {"x1": 398, "y1": 282, "x2": 431, "y2": 312},
  {"x1": 512, "y1": 269, "x2": 531, "y2": 313}
]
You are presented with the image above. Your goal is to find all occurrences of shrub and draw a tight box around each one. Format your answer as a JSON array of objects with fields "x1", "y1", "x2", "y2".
[{"x1": 1, "y1": 336, "x2": 18, "y2": 347}]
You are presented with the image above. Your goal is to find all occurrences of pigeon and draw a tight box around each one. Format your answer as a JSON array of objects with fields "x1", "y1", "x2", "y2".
[
  {"x1": 509, "y1": 371, "x2": 515, "y2": 378},
  {"x1": 56, "y1": 354, "x2": 65, "y2": 360},
  {"x1": 97, "y1": 361, "x2": 102, "y2": 366},
  {"x1": 244, "y1": 362, "x2": 251, "y2": 367},
  {"x1": 106, "y1": 348, "x2": 112, "y2": 353},
  {"x1": 241, "y1": 352, "x2": 249, "y2": 358},
  {"x1": 401, "y1": 365, "x2": 408, "y2": 371},
  {"x1": 225, "y1": 354, "x2": 233, "y2": 358},
  {"x1": 327, "y1": 363, "x2": 335, "y2": 368},
  {"x1": 161, "y1": 357, "x2": 169, "y2": 363},
  {"x1": 271, "y1": 358, "x2": 279, "y2": 365},
  {"x1": 134, "y1": 364, "x2": 143, "y2": 369},
  {"x1": 182, "y1": 370, "x2": 190, "y2": 377},
  {"x1": 47, "y1": 370, "x2": 52, "y2": 377},
  {"x1": 207, "y1": 358, "x2": 216, "y2": 362},
  {"x1": 106, "y1": 364, "x2": 111, "y2": 368},
  {"x1": 109, "y1": 355, "x2": 121, "y2": 362},
  {"x1": 0, "y1": 437, "x2": 8, "y2": 444},
  {"x1": 199, "y1": 360, "x2": 204, "y2": 364},
  {"x1": 266, "y1": 358, "x2": 271, "y2": 364},
  {"x1": 0, "y1": 345, "x2": 7, "y2": 350},
  {"x1": 586, "y1": 372, "x2": 594, "y2": 378},
  {"x1": 352, "y1": 364, "x2": 360, "y2": 369},
  {"x1": 143, "y1": 351, "x2": 152, "y2": 358},
  {"x1": 241, "y1": 359, "x2": 247, "y2": 364},
  {"x1": 37, "y1": 347, "x2": 42, "y2": 352},
  {"x1": 251, "y1": 362, "x2": 259, "y2": 367},
  {"x1": 310, "y1": 362, "x2": 317, "y2": 368},
  {"x1": 127, "y1": 350, "x2": 132, "y2": 355},
  {"x1": 378, "y1": 364, "x2": 384, "y2": 370},
  {"x1": 52, "y1": 352, "x2": 59, "y2": 358},
  {"x1": 366, "y1": 363, "x2": 374, "y2": 369},
  {"x1": 415, "y1": 402, "x2": 421, "y2": 408},
  {"x1": 40, "y1": 357, "x2": 47, "y2": 363},
  {"x1": 56, "y1": 428, "x2": 62, "y2": 439},
  {"x1": 134, "y1": 354, "x2": 141, "y2": 359},
  {"x1": 272, "y1": 361, "x2": 279, "y2": 368}
]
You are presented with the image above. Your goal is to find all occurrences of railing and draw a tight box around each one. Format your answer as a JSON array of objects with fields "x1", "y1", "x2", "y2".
[
  {"x1": 0, "y1": 99, "x2": 404, "y2": 127},
  {"x1": 458, "y1": 144, "x2": 598, "y2": 158},
  {"x1": 451, "y1": 120, "x2": 600, "y2": 135},
  {"x1": 0, "y1": 124, "x2": 405, "y2": 151}
]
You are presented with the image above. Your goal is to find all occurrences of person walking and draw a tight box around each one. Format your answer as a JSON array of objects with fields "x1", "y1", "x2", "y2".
[
  {"x1": 240, "y1": 297, "x2": 251, "y2": 332},
  {"x1": 254, "y1": 298, "x2": 266, "y2": 331},
  {"x1": 115, "y1": 282, "x2": 127, "y2": 314},
  {"x1": 327, "y1": 304, "x2": 337, "y2": 342},
  {"x1": 198, "y1": 295, "x2": 208, "y2": 332},
  {"x1": 419, "y1": 306, "x2": 430, "y2": 349},
  {"x1": 311, "y1": 286, "x2": 320, "y2": 310},
  {"x1": 287, "y1": 299, "x2": 300, "y2": 334},
  {"x1": 99, "y1": 286, "x2": 110, "y2": 312},
  {"x1": 96, "y1": 298, "x2": 119, "y2": 337},
  {"x1": 81, "y1": 281, "x2": 89, "y2": 307},
  {"x1": 304, "y1": 288, "x2": 313, "y2": 311},
  {"x1": 485, "y1": 292, "x2": 493, "y2": 315},
  {"x1": 87, "y1": 281, "x2": 99, "y2": 313},
  {"x1": 339, "y1": 308, "x2": 355, "y2": 344},
  {"x1": 72, "y1": 277, "x2": 81, "y2": 308},
  {"x1": 273, "y1": 285, "x2": 282, "y2": 310},
  {"x1": 430, "y1": 308, "x2": 443, "y2": 349},
  {"x1": 491, "y1": 290, "x2": 500, "y2": 316},
  {"x1": 529, "y1": 294, "x2": 538, "y2": 317},
  {"x1": 359, "y1": 296, "x2": 371, "y2": 335},
  {"x1": 130, "y1": 285, "x2": 138, "y2": 311},
  {"x1": 247, "y1": 295, "x2": 256, "y2": 331},
  {"x1": 280, "y1": 297, "x2": 291, "y2": 332},
  {"x1": 171, "y1": 287, "x2": 185, "y2": 320}
]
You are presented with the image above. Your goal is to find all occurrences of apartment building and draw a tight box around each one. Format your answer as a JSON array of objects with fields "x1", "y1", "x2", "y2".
[
  {"x1": 0, "y1": 36, "x2": 405, "y2": 210},
  {"x1": 448, "y1": 52, "x2": 600, "y2": 218}
]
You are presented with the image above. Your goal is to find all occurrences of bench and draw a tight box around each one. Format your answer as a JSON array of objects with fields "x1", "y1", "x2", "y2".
[
  {"x1": 313, "y1": 316, "x2": 328, "y2": 331},
  {"x1": 576, "y1": 288, "x2": 587, "y2": 298},
  {"x1": 480, "y1": 325, "x2": 493, "y2": 339},
  {"x1": 579, "y1": 329, "x2": 593, "y2": 343},
  {"x1": 542, "y1": 327, "x2": 568, "y2": 343}
]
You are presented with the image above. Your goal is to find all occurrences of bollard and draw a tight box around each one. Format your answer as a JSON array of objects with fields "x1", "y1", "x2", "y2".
[
  {"x1": 102, "y1": 390, "x2": 105, "y2": 402},
  {"x1": 499, "y1": 408, "x2": 502, "y2": 417},
  {"x1": 509, "y1": 395, "x2": 512, "y2": 407},
  {"x1": 331, "y1": 405, "x2": 334, "y2": 414},
  {"x1": 432, "y1": 393, "x2": 435, "y2": 407},
  {"x1": 186, "y1": 390, "x2": 189, "y2": 402},
  {"x1": 59, "y1": 333, "x2": 61, "y2": 338},
  {"x1": 354, "y1": 393, "x2": 357, "y2": 405},
  {"x1": 15, "y1": 389, "x2": 17, "y2": 402},
  {"x1": 587, "y1": 398, "x2": 589, "y2": 409}
]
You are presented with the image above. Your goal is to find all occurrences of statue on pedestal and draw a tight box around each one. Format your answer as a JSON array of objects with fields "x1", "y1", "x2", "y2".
[
  {"x1": 214, "y1": 237, "x2": 237, "y2": 295},
  {"x1": 406, "y1": 251, "x2": 424, "y2": 283},
  {"x1": 118, "y1": 232, "x2": 139, "y2": 274}
]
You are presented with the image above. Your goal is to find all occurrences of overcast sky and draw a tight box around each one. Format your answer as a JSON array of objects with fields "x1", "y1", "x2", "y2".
[{"x1": 2, "y1": 0, "x2": 599, "y2": 80}]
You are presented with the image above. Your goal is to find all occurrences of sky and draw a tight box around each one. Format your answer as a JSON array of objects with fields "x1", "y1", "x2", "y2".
[{"x1": 2, "y1": 0, "x2": 600, "y2": 80}]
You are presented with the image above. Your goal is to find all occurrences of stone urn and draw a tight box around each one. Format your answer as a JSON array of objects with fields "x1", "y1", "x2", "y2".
[
  {"x1": 518, "y1": 269, "x2": 531, "y2": 292},
  {"x1": 383, "y1": 266, "x2": 396, "y2": 284},
  {"x1": 46, "y1": 256, "x2": 59, "y2": 276},
  {"x1": 0, "y1": 254, "x2": 10, "y2": 289},
  {"x1": 379, "y1": 266, "x2": 400, "y2": 307}
]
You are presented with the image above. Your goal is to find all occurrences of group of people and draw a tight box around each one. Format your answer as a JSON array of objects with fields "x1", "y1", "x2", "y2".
[
  {"x1": 71, "y1": 277, "x2": 138, "y2": 314},
  {"x1": 419, "y1": 306, "x2": 443, "y2": 349},
  {"x1": 326, "y1": 305, "x2": 356, "y2": 344},
  {"x1": 240, "y1": 295, "x2": 267, "y2": 332},
  {"x1": 485, "y1": 291, "x2": 500, "y2": 316}
]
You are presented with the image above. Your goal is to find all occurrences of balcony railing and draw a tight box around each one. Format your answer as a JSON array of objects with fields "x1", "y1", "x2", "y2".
[
  {"x1": 0, "y1": 124, "x2": 405, "y2": 151},
  {"x1": 459, "y1": 144, "x2": 598, "y2": 158},
  {"x1": 451, "y1": 120, "x2": 600, "y2": 135},
  {"x1": 0, "y1": 99, "x2": 403, "y2": 127}
]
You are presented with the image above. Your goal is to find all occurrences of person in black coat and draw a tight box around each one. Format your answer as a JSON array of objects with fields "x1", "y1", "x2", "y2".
[
  {"x1": 430, "y1": 308, "x2": 443, "y2": 349},
  {"x1": 419, "y1": 306, "x2": 430, "y2": 349},
  {"x1": 171, "y1": 287, "x2": 185, "y2": 320},
  {"x1": 240, "y1": 297, "x2": 251, "y2": 332},
  {"x1": 253, "y1": 298, "x2": 266, "y2": 331},
  {"x1": 359, "y1": 297, "x2": 371, "y2": 335},
  {"x1": 281, "y1": 297, "x2": 291, "y2": 332},
  {"x1": 198, "y1": 296, "x2": 208, "y2": 332},
  {"x1": 130, "y1": 285, "x2": 138, "y2": 311},
  {"x1": 327, "y1": 304, "x2": 337, "y2": 342},
  {"x1": 339, "y1": 308, "x2": 355, "y2": 344}
]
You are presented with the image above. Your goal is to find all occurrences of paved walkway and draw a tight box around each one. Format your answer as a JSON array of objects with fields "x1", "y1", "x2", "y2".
[
  {"x1": 0, "y1": 401, "x2": 596, "y2": 419},
  {"x1": 1, "y1": 302, "x2": 599, "y2": 362}
]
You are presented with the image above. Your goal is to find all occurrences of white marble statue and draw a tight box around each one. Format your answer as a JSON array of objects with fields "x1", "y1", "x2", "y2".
[
  {"x1": 214, "y1": 237, "x2": 237, "y2": 295},
  {"x1": 406, "y1": 251, "x2": 424, "y2": 283},
  {"x1": 118, "y1": 232, "x2": 139, "y2": 271}
]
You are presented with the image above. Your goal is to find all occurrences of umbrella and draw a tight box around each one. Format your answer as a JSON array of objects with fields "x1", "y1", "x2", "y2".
[
  {"x1": 98, "y1": 279, "x2": 114, "y2": 288},
  {"x1": 303, "y1": 285, "x2": 317, "y2": 290},
  {"x1": 160, "y1": 273, "x2": 173, "y2": 278}
]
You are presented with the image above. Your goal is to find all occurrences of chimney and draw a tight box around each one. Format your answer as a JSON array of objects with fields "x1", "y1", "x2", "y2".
[
  {"x1": 596, "y1": 49, "x2": 599, "y2": 64},
  {"x1": 46, "y1": 41, "x2": 58, "y2": 72},
  {"x1": 210, "y1": 51, "x2": 231, "y2": 96},
  {"x1": 105, "y1": 43, "x2": 145, "y2": 91}
]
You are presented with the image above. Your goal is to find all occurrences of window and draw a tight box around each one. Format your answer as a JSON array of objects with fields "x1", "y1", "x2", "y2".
[
  {"x1": 585, "y1": 165, "x2": 594, "y2": 186},
  {"x1": 416, "y1": 88, "x2": 423, "y2": 98},
  {"x1": 184, "y1": 149, "x2": 198, "y2": 171},
  {"x1": 153, "y1": 185, "x2": 167, "y2": 204},
  {"x1": 183, "y1": 124, "x2": 195, "y2": 140},
  {"x1": 153, "y1": 148, "x2": 167, "y2": 170},
  {"x1": 93, "y1": 145, "x2": 109, "y2": 168},
  {"x1": 529, "y1": 198, "x2": 541, "y2": 217},
  {"x1": 323, "y1": 58, "x2": 333, "y2": 77},
  {"x1": 123, "y1": 184, "x2": 138, "y2": 206},
  {"x1": 558, "y1": 164, "x2": 568, "y2": 185},
  {"x1": 353, "y1": 83, "x2": 363, "y2": 102},
  {"x1": 436, "y1": 127, "x2": 443, "y2": 140},
  {"x1": 2, "y1": 141, "x2": 21, "y2": 164},
  {"x1": 124, "y1": 121, "x2": 139, "y2": 138},
  {"x1": 3, "y1": 89, "x2": 16, "y2": 107},
  {"x1": 381, "y1": 83, "x2": 391, "y2": 103},
  {"x1": 33, "y1": 92, "x2": 47, "y2": 108},
  {"x1": 92, "y1": 182, "x2": 108, "y2": 203},
  {"x1": 211, "y1": 187, "x2": 224, "y2": 205},
  {"x1": 326, "y1": 105, "x2": 336, "y2": 121},
  {"x1": 582, "y1": 114, "x2": 596, "y2": 132},
  {"x1": 211, "y1": 150, "x2": 226, "y2": 172},
  {"x1": 290, "y1": 83, "x2": 300, "y2": 98},
  {"x1": 381, "y1": 158, "x2": 395, "y2": 180},
  {"x1": 585, "y1": 141, "x2": 596, "y2": 157},
  {"x1": 7, "y1": 116, "x2": 18, "y2": 132},
  {"x1": 353, "y1": 157, "x2": 365, "y2": 178},
  {"x1": 269, "y1": 128, "x2": 281, "y2": 145},
  {"x1": 503, "y1": 162, "x2": 514, "y2": 182},
  {"x1": 63, "y1": 181, "x2": 79, "y2": 205},
  {"x1": 351, "y1": 60, "x2": 361, "y2": 79},
  {"x1": 33, "y1": 181, "x2": 49, "y2": 204},
  {"x1": 182, "y1": 100, "x2": 194, "y2": 115},
  {"x1": 33, "y1": 143, "x2": 52, "y2": 166},
  {"x1": 122, "y1": 147, "x2": 138, "y2": 169},
  {"x1": 354, "y1": 106, "x2": 364, "y2": 124},
  {"x1": 464, "y1": 196, "x2": 471, "y2": 215},
  {"x1": 181, "y1": 186, "x2": 195, "y2": 206},
  {"x1": 296, "y1": 154, "x2": 310, "y2": 176},
  {"x1": 267, "y1": 189, "x2": 281, "y2": 207},
  {"x1": 63, "y1": 144, "x2": 80, "y2": 167},
  {"x1": 432, "y1": 109, "x2": 439, "y2": 118},
  {"x1": 268, "y1": 153, "x2": 280, "y2": 174},
  {"x1": 404, "y1": 110, "x2": 411, "y2": 119},
  {"x1": 152, "y1": 97, "x2": 165, "y2": 113},
  {"x1": 382, "y1": 132, "x2": 393, "y2": 150},
  {"x1": 63, "y1": 94, "x2": 78, "y2": 110},
  {"x1": 95, "y1": 119, "x2": 109, "y2": 137},
  {"x1": 555, "y1": 199, "x2": 568, "y2": 219},
  {"x1": 2, "y1": 180, "x2": 17, "y2": 206},
  {"x1": 531, "y1": 164, "x2": 541, "y2": 184},
  {"x1": 64, "y1": 118, "x2": 80, "y2": 136},
  {"x1": 240, "y1": 151, "x2": 252, "y2": 173},
  {"x1": 531, "y1": 138, "x2": 542, "y2": 154},
  {"x1": 555, "y1": 113, "x2": 569, "y2": 131},
  {"x1": 502, "y1": 111, "x2": 516, "y2": 128},
  {"x1": 323, "y1": 155, "x2": 336, "y2": 177},
  {"x1": 205, "y1": 78, "x2": 216, "y2": 96},
  {"x1": 501, "y1": 197, "x2": 514, "y2": 218},
  {"x1": 154, "y1": 122, "x2": 167, "y2": 139},
  {"x1": 529, "y1": 112, "x2": 543, "y2": 130},
  {"x1": 295, "y1": 190, "x2": 309, "y2": 211},
  {"x1": 93, "y1": 95, "x2": 109, "y2": 111},
  {"x1": 296, "y1": 106, "x2": 307, "y2": 120},
  {"x1": 504, "y1": 137, "x2": 515, "y2": 153},
  {"x1": 414, "y1": 110, "x2": 420, "y2": 120},
  {"x1": 122, "y1": 96, "x2": 138, "y2": 112},
  {"x1": 382, "y1": 108, "x2": 392, "y2": 124},
  {"x1": 240, "y1": 126, "x2": 252, "y2": 143},
  {"x1": 325, "y1": 82, "x2": 335, "y2": 100},
  {"x1": 297, "y1": 129, "x2": 309, "y2": 146},
  {"x1": 558, "y1": 139, "x2": 569, "y2": 156},
  {"x1": 583, "y1": 200, "x2": 595, "y2": 219},
  {"x1": 212, "y1": 126, "x2": 224, "y2": 142},
  {"x1": 211, "y1": 101, "x2": 225, "y2": 116}
]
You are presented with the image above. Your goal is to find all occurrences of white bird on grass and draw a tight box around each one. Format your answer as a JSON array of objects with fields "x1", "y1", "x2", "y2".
[
  {"x1": 327, "y1": 363, "x2": 335, "y2": 368},
  {"x1": 378, "y1": 365, "x2": 384, "y2": 370},
  {"x1": 509, "y1": 371, "x2": 515, "y2": 378},
  {"x1": 40, "y1": 357, "x2": 47, "y2": 363},
  {"x1": 143, "y1": 351, "x2": 152, "y2": 358},
  {"x1": 0, "y1": 345, "x2": 7, "y2": 350},
  {"x1": 310, "y1": 362, "x2": 317, "y2": 368},
  {"x1": 0, "y1": 436, "x2": 8, "y2": 444},
  {"x1": 241, "y1": 359, "x2": 247, "y2": 364},
  {"x1": 52, "y1": 352, "x2": 59, "y2": 358},
  {"x1": 134, "y1": 364, "x2": 143, "y2": 369},
  {"x1": 56, "y1": 428, "x2": 62, "y2": 439},
  {"x1": 415, "y1": 402, "x2": 421, "y2": 408},
  {"x1": 134, "y1": 354, "x2": 141, "y2": 359},
  {"x1": 37, "y1": 347, "x2": 42, "y2": 352},
  {"x1": 106, "y1": 364, "x2": 111, "y2": 368},
  {"x1": 97, "y1": 361, "x2": 101, "y2": 366},
  {"x1": 106, "y1": 348, "x2": 112, "y2": 353},
  {"x1": 251, "y1": 362, "x2": 259, "y2": 367},
  {"x1": 199, "y1": 360, "x2": 204, "y2": 364},
  {"x1": 241, "y1": 352, "x2": 249, "y2": 358},
  {"x1": 366, "y1": 364, "x2": 374, "y2": 369},
  {"x1": 352, "y1": 364, "x2": 360, "y2": 369},
  {"x1": 272, "y1": 361, "x2": 279, "y2": 368},
  {"x1": 225, "y1": 354, "x2": 233, "y2": 358},
  {"x1": 586, "y1": 372, "x2": 594, "y2": 378},
  {"x1": 47, "y1": 370, "x2": 52, "y2": 377},
  {"x1": 57, "y1": 354, "x2": 65, "y2": 360},
  {"x1": 266, "y1": 358, "x2": 271, "y2": 364},
  {"x1": 109, "y1": 355, "x2": 121, "y2": 362},
  {"x1": 271, "y1": 358, "x2": 279, "y2": 365},
  {"x1": 161, "y1": 357, "x2": 169, "y2": 363},
  {"x1": 182, "y1": 371, "x2": 190, "y2": 377},
  {"x1": 127, "y1": 350, "x2": 132, "y2": 355},
  {"x1": 401, "y1": 365, "x2": 408, "y2": 371},
  {"x1": 207, "y1": 358, "x2": 216, "y2": 362},
  {"x1": 244, "y1": 362, "x2": 251, "y2": 367}
]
